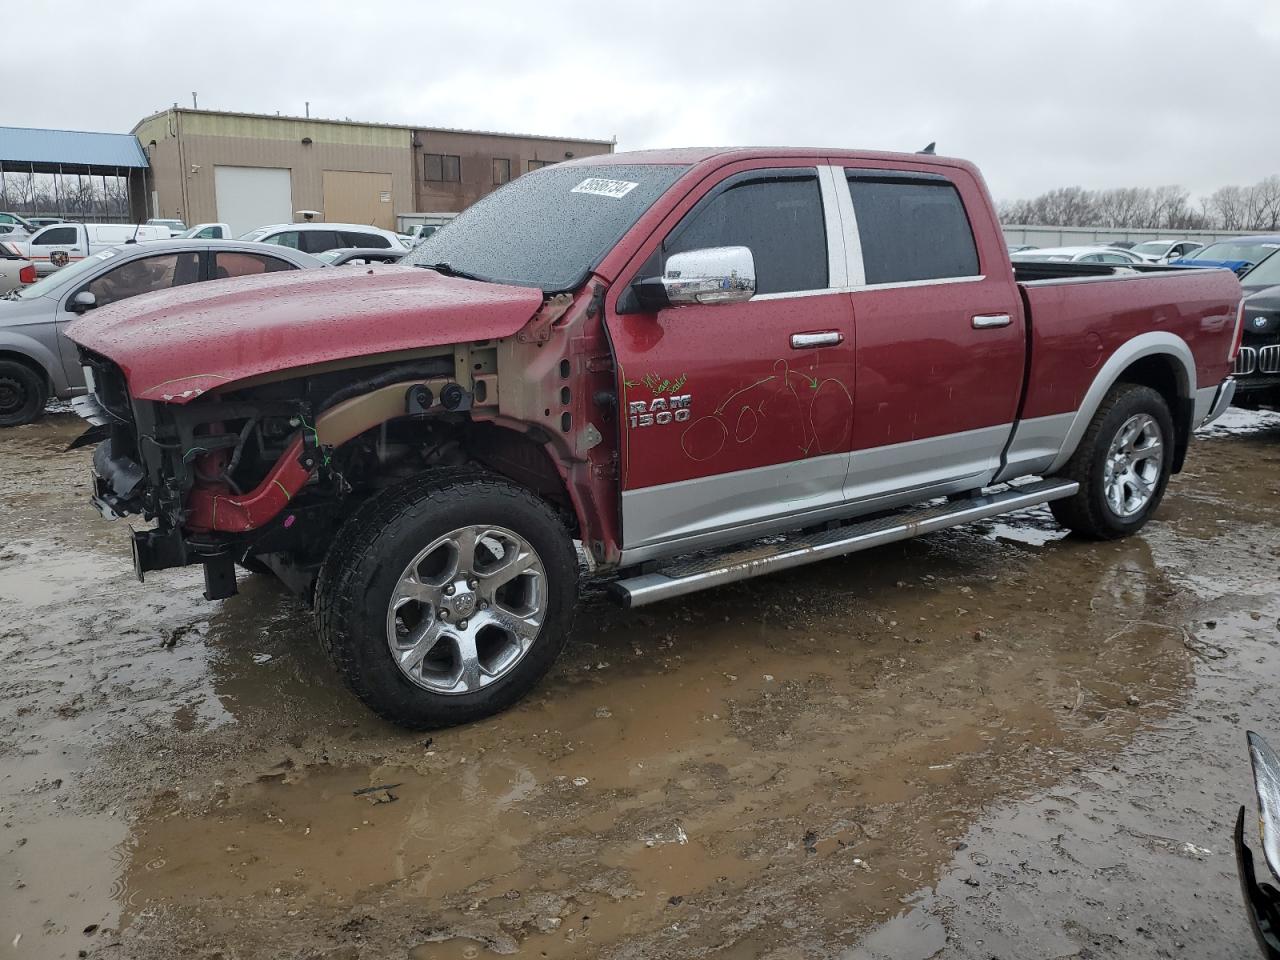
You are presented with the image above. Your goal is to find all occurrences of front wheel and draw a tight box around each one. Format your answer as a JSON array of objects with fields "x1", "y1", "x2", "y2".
[
  {"x1": 1050, "y1": 383, "x2": 1175, "y2": 540},
  {"x1": 315, "y1": 473, "x2": 579, "y2": 729}
]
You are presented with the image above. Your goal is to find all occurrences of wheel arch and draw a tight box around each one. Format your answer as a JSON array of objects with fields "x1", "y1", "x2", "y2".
[
  {"x1": 0, "y1": 341, "x2": 59, "y2": 395},
  {"x1": 462, "y1": 422, "x2": 580, "y2": 536},
  {"x1": 1047, "y1": 332, "x2": 1195, "y2": 475}
]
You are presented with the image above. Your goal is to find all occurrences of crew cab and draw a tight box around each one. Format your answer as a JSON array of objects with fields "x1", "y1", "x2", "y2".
[{"x1": 66, "y1": 147, "x2": 1242, "y2": 729}]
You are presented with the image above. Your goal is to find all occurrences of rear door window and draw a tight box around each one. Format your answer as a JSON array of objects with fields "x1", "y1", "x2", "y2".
[
  {"x1": 660, "y1": 170, "x2": 828, "y2": 295},
  {"x1": 213, "y1": 251, "x2": 295, "y2": 279},
  {"x1": 845, "y1": 172, "x2": 980, "y2": 284},
  {"x1": 340, "y1": 231, "x2": 391, "y2": 249},
  {"x1": 299, "y1": 230, "x2": 342, "y2": 254}
]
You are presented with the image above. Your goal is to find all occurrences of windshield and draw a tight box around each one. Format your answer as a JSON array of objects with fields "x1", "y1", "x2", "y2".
[
  {"x1": 1242, "y1": 250, "x2": 1280, "y2": 287},
  {"x1": 10, "y1": 248, "x2": 121, "y2": 299},
  {"x1": 1186, "y1": 241, "x2": 1280, "y2": 263},
  {"x1": 1131, "y1": 241, "x2": 1170, "y2": 256},
  {"x1": 402, "y1": 163, "x2": 688, "y2": 290}
]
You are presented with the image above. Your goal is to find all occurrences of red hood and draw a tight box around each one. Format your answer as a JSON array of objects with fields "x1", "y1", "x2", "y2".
[{"x1": 67, "y1": 265, "x2": 545, "y2": 402}]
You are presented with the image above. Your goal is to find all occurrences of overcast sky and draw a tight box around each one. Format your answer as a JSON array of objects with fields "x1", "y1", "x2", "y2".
[{"x1": 3, "y1": 0, "x2": 1277, "y2": 203}]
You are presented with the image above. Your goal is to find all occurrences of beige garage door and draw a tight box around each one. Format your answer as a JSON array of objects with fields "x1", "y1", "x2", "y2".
[{"x1": 322, "y1": 170, "x2": 394, "y2": 229}]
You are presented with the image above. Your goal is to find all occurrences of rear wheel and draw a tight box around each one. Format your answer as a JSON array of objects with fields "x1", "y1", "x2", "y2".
[
  {"x1": 1050, "y1": 383, "x2": 1174, "y2": 539},
  {"x1": 315, "y1": 472, "x2": 578, "y2": 729},
  {"x1": 0, "y1": 360, "x2": 47, "y2": 428}
]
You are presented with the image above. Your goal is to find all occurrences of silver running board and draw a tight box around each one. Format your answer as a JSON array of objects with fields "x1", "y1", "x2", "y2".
[{"x1": 608, "y1": 478, "x2": 1078, "y2": 608}]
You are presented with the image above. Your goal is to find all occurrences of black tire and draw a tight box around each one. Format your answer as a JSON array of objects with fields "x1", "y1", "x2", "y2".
[
  {"x1": 315, "y1": 472, "x2": 578, "y2": 729},
  {"x1": 0, "y1": 360, "x2": 48, "y2": 428},
  {"x1": 1050, "y1": 383, "x2": 1175, "y2": 540}
]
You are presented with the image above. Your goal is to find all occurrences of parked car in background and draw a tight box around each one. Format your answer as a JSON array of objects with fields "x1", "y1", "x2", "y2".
[
  {"x1": 1231, "y1": 284, "x2": 1280, "y2": 410},
  {"x1": 315, "y1": 247, "x2": 406, "y2": 266},
  {"x1": 1105, "y1": 240, "x2": 1138, "y2": 250},
  {"x1": 0, "y1": 223, "x2": 28, "y2": 237},
  {"x1": 0, "y1": 212, "x2": 34, "y2": 231},
  {"x1": 1238, "y1": 248, "x2": 1280, "y2": 296},
  {"x1": 1171, "y1": 236, "x2": 1280, "y2": 276},
  {"x1": 238, "y1": 222, "x2": 405, "y2": 255},
  {"x1": 2, "y1": 222, "x2": 173, "y2": 276},
  {"x1": 1007, "y1": 243, "x2": 1036, "y2": 253},
  {"x1": 176, "y1": 223, "x2": 232, "y2": 240},
  {"x1": 0, "y1": 240, "x2": 323, "y2": 426},
  {"x1": 65, "y1": 146, "x2": 1240, "y2": 728},
  {"x1": 1128, "y1": 239, "x2": 1204, "y2": 263},
  {"x1": 146, "y1": 218, "x2": 188, "y2": 237},
  {"x1": 0, "y1": 253, "x2": 36, "y2": 296},
  {"x1": 24, "y1": 217, "x2": 68, "y2": 230},
  {"x1": 1011, "y1": 245, "x2": 1145, "y2": 264}
]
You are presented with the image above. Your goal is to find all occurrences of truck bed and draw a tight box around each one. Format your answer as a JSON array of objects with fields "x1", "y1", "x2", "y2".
[{"x1": 1017, "y1": 266, "x2": 1241, "y2": 423}]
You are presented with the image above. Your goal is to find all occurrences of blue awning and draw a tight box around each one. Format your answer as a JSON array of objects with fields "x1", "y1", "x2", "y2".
[{"x1": 0, "y1": 126, "x2": 148, "y2": 168}]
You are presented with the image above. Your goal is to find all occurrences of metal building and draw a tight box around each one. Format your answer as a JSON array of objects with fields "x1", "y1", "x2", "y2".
[
  {"x1": 134, "y1": 108, "x2": 614, "y2": 236},
  {"x1": 0, "y1": 126, "x2": 149, "y2": 223}
]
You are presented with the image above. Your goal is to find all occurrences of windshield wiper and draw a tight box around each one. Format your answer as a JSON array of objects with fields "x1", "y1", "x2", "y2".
[{"x1": 417, "y1": 261, "x2": 487, "y2": 283}]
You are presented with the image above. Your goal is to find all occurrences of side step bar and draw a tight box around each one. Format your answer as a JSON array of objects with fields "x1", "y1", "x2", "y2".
[{"x1": 608, "y1": 478, "x2": 1078, "y2": 608}]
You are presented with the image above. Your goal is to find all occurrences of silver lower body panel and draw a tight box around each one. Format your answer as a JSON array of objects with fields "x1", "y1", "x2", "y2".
[{"x1": 608, "y1": 478, "x2": 1079, "y2": 608}]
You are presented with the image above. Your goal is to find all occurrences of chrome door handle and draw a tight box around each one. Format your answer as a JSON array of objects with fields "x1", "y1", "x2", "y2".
[
  {"x1": 972, "y1": 314, "x2": 1012, "y2": 329},
  {"x1": 790, "y1": 331, "x2": 843, "y2": 349}
]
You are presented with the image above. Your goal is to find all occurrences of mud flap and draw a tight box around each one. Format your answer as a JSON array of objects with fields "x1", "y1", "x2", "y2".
[{"x1": 202, "y1": 554, "x2": 237, "y2": 601}]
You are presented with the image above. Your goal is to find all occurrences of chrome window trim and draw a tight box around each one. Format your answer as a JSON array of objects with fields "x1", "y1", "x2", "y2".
[
  {"x1": 816, "y1": 164, "x2": 849, "y2": 289},
  {"x1": 823, "y1": 163, "x2": 862, "y2": 287},
  {"x1": 835, "y1": 165, "x2": 986, "y2": 291},
  {"x1": 754, "y1": 274, "x2": 988, "y2": 302}
]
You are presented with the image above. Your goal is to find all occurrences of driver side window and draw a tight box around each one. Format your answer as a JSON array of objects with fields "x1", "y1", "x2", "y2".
[
  {"x1": 661, "y1": 171, "x2": 828, "y2": 296},
  {"x1": 84, "y1": 253, "x2": 200, "y2": 308}
]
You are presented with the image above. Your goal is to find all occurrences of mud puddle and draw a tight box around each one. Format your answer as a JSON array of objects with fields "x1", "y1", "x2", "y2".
[{"x1": 1, "y1": 410, "x2": 1278, "y2": 958}]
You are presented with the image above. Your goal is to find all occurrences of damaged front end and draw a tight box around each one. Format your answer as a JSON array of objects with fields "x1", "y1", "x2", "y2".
[{"x1": 71, "y1": 348, "x2": 477, "y2": 602}]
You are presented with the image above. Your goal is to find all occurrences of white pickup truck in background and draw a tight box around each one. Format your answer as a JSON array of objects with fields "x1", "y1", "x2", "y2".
[{"x1": 2, "y1": 222, "x2": 172, "y2": 275}]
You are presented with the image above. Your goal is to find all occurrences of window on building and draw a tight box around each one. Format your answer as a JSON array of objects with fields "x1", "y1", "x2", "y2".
[
  {"x1": 340, "y1": 231, "x2": 392, "y2": 249},
  {"x1": 213, "y1": 252, "x2": 294, "y2": 279},
  {"x1": 424, "y1": 153, "x2": 461, "y2": 182},
  {"x1": 845, "y1": 173, "x2": 979, "y2": 284},
  {"x1": 493, "y1": 158, "x2": 512, "y2": 186},
  {"x1": 527, "y1": 159, "x2": 554, "y2": 173},
  {"x1": 661, "y1": 171, "x2": 828, "y2": 296}
]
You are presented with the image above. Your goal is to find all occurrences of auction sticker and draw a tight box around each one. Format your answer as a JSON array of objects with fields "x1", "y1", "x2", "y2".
[{"x1": 571, "y1": 177, "x2": 639, "y2": 199}]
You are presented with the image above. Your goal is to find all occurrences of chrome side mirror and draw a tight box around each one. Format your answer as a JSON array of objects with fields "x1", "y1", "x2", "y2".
[
  {"x1": 69, "y1": 290, "x2": 97, "y2": 314},
  {"x1": 632, "y1": 246, "x2": 756, "y2": 311}
]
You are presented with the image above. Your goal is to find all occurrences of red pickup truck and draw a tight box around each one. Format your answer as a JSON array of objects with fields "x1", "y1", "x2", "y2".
[{"x1": 67, "y1": 147, "x2": 1242, "y2": 729}]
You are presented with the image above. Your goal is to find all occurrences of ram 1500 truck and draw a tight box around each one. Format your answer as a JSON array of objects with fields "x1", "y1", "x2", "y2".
[{"x1": 66, "y1": 147, "x2": 1243, "y2": 729}]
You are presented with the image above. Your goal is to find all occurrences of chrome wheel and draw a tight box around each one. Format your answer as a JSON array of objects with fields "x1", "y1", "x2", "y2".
[
  {"x1": 1102, "y1": 413, "x2": 1163, "y2": 518},
  {"x1": 385, "y1": 525, "x2": 546, "y2": 695}
]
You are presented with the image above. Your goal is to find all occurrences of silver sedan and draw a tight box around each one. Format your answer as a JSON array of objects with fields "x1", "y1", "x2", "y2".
[{"x1": 0, "y1": 239, "x2": 322, "y2": 427}]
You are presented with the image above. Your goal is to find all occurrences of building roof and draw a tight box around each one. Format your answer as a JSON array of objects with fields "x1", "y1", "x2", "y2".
[
  {"x1": 133, "y1": 107, "x2": 615, "y2": 147},
  {"x1": 0, "y1": 125, "x2": 149, "y2": 168}
]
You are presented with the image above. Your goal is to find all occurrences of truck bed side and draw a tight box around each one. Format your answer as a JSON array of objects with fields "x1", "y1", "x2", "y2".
[{"x1": 1000, "y1": 269, "x2": 1240, "y2": 479}]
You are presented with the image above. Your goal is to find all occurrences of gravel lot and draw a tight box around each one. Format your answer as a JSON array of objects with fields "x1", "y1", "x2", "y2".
[{"x1": 2, "y1": 408, "x2": 1279, "y2": 959}]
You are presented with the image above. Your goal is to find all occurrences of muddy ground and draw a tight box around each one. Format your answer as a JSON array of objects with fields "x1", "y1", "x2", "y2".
[{"x1": 1, "y1": 409, "x2": 1279, "y2": 960}]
